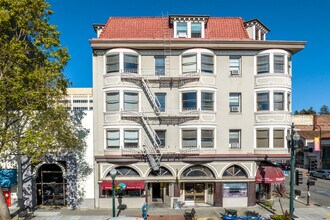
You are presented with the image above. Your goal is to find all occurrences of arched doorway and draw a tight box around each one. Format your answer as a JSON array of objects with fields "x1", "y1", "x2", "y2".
[
  {"x1": 36, "y1": 163, "x2": 67, "y2": 206},
  {"x1": 181, "y1": 165, "x2": 215, "y2": 204}
]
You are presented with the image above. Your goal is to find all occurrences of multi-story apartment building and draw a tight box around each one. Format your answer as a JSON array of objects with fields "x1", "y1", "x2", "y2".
[{"x1": 90, "y1": 15, "x2": 305, "y2": 208}]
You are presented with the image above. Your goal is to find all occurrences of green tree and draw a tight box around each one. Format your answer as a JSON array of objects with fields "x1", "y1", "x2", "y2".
[
  {"x1": 0, "y1": 0, "x2": 80, "y2": 219},
  {"x1": 319, "y1": 105, "x2": 330, "y2": 115},
  {"x1": 294, "y1": 107, "x2": 316, "y2": 115}
]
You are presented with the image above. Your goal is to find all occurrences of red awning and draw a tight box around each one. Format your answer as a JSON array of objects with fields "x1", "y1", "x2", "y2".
[
  {"x1": 256, "y1": 165, "x2": 285, "y2": 184},
  {"x1": 100, "y1": 180, "x2": 145, "y2": 190}
]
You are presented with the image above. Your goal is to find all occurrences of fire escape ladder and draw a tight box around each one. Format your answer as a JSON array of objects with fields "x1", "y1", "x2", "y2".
[{"x1": 141, "y1": 77, "x2": 161, "y2": 114}]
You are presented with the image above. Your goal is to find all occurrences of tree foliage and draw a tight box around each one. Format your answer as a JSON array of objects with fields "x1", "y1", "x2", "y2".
[
  {"x1": 293, "y1": 107, "x2": 316, "y2": 115},
  {"x1": 0, "y1": 0, "x2": 81, "y2": 218},
  {"x1": 319, "y1": 105, "x2": 330, "y2": 115}
]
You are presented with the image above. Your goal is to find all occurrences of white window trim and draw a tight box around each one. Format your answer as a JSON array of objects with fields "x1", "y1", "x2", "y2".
[
  {"x1": 254, "y1": 126, "x2": 290, "y2": 149},
  {"x1": 173, "y1": 21, "x2": 205, "y2": 38},
  {"x1": 180, "y1": 125, "x2": 217, "y2": 149},
  {"x1": 254, "y1": 89, "x2": 291, "y2": 112},
  {"x1": 104, "y1": 126, "x2": 142, "y2": 150},
  {"x1": 104, "y1": 48, "x2": 141, "y2": 75},
  {"x1": 180, "y1": 49, "x2": 216, "y2": 75},
  {"x1": 229, "y1": 129, "x2": 241, "y2": 149},
  {"x1": 104, "y1": 88, "x2": 142, "y2": 112},
  {"x1": 179, "y1": 87, "x2": 217, "y2": 112},
  {"x1": 255, "y1": 49, "x2": 291, "y2": 75}
]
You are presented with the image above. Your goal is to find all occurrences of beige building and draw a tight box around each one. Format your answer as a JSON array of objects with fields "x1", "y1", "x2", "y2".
[
  {"x1": 90, "y1": 15, "x2": 305, "y2": 208},
  {"x1": 63, "y1": 88, "x2": 93, "y2": 111}
]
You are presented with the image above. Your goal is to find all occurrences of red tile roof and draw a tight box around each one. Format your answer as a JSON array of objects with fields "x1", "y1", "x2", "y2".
[{"x1": 99, "y1": 17, "x2": 250, "y2": 40}]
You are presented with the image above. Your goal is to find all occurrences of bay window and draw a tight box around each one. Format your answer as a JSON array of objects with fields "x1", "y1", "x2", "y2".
[
  {"x1": 182, "y1": 54, "x2": 197, "y2": 74},
  {"x1": 201, "y1": 54, "x2": 213, "y2": 73},
  {"x1": 256, "y1": 129, "x2": 269, "y2": 148},
  {"x1": 106, "y1": 130, "x2": 120, "y2": 149},
  {"x1": 182, "y1": 129, "x2": 197, "y2": 148},
  {"x1": 106, "y1": 92, "x2": 119, "y2": 111},
  {"x1": 273, "y1": 129, "x2": 285, "y2": 148},
  {"x1": 124, "y1": 54, "x2": 138, "y2": 73},
  {"x1": 201, "y1": 130, "x2": 214, "y2": 148},
  {"x1": 257, "y1": 55, "x2": 269, "y2": 74},
  {"x1": 201, "y1": 92, "x2": 214, "y2": 111},
  {"x1": 182, "y1": 92, "x2": 197, "y2": 111},
  {"x1": 274, "y1": 55, "x2": 285, "y2": 73},
  {"x1": 274, "y1": 92, "x2": 284, "y2": 111},
  {"x1": 106, "y1": 54, "x2": 119, "y2": 73},
  {"x1": 257, "y1": 92, "x2": 269, "y2": 111},
  {"x1": 124, "y1": 130, "x2": 139, "y2": 148},
  {"x1": 124, "y1": 92, "x2": 139, "y2": 110}
]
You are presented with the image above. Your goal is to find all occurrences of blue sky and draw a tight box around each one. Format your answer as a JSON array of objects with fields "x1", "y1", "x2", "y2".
[{"x1": 48, "y1": 0, "x2": 330, "y2": 112}]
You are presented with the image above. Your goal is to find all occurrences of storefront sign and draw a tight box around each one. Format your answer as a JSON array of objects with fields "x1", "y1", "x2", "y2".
[
  {"x1": 314, "y1": 137, "x2": 320, "y2": 152},
  {"x1": 0, "y1": 169, "x2": 17, "y2": 187}
]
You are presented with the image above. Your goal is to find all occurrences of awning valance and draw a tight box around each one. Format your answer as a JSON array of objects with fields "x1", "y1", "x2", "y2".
[
  {"x1": 100, "y1": 180, "x2": 145, "y2": 190},
  {"x1": 256, "y1": 165, "x2": 285, "y2": 184}
]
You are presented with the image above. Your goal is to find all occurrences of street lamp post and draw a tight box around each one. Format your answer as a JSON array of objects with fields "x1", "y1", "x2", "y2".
[
  {"x1": 110, "y1": 168, "x2": 117, "y2": 218},
  {"x1": 286, "y1": 123, "x2": 300, "y2": 218}
]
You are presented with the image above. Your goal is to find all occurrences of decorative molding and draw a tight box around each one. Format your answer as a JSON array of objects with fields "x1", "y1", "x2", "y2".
[
  {"x1": 93, "y1": 50, "x2": 107, "y2": 56},
  {"x1": 215, "y1": 50, "x2": 258, "y2": 56}
]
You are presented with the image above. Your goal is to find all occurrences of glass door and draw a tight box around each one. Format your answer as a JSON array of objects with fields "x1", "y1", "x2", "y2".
[{"x1": 184, "y1": 183, "x2": 205, "y2": 203}]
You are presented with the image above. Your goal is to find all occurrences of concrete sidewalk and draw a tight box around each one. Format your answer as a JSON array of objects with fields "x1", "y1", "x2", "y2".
[{"x1": 10, "y1": 197, "x2": 330, "y2": 219}]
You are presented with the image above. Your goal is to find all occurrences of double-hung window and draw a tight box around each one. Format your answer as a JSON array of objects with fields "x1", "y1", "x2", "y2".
[
  {"x1": 155, "y1": 56, "x2": 165, "y2": 76},
  {"x1": 107, "y1": 130, "x2": 120, "y2": 149},
  {"x1": 106, "y1": 54, "x2": 119, "y2": 73},
  {"x1": 257, "y1": 55, "x2": 269, "y2": 74},
  {"x1": 177, "y1": 22, "x2": 188, "y2": 37},
  {"x1": 257, "y1": 92, "x2": 269, "y2": 111},
  {"x1": 229, "y1": 93, "x2": 241, "y2": 112},
  {"x1": 229, "y1": 130, "x2": 241, "y2": 149},
  {"x1": 274, "y1": 92, "x2": 284, "y2": 111},
  {"x1": 124, "y1": 54, "x2": 138, "y2": 73},
  {"x1": 124, "y1": 130, "x2": 139, "y2": 148},
  {"x1": 191, "y1": 23, "x2": 202, "y2": 38},
  {"x1": 201, "y1": 54, "x2": 214, "y2": 73},
  {"x1": 182, "y1": 92, "x2": 197, "y2": 111},
  {"x1": 256, "y1": 129, "x2": 269, "y2": 148},
  {"x1": 124, "y1": 92, "x2": 138, "y2": 110},
  {"x1": 182, "y1": 54, "x2": 197, "y2": 74},
  {"x1": 229, "y1": 56, "x2": 241, "y2": 75},
  {"x1": 106, "y1": 92, "x2": 119, "y2": 111},
  {"x1": 182, "y1": 129, "x2": 197, "y2": 148},
  {"x1": 155, "y1": 130, "x2": 166, "y2": 148},
  {"x1": 155, "y1": 93, "x2": 166, "y2": 112},
  {"x1": 201, "y1": 92, "x2": 214, "y2": 111},
  {"x1": 274, "y1": 55, "x2": 285, "y2": 73},
  {"x1": 201, "y1": 130, "x2": 214, "y2": 148},
  {"x1": 273, "y1": 130, "x2": 284, "y2": 148}
]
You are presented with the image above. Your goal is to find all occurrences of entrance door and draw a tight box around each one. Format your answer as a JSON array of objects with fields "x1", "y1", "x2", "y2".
[
  {"x1": 185, "y1": 183, "x2": 205, "y2": 203},
  {"x1": 152, "y1": 183, "x2": 160, "y2": 199}
]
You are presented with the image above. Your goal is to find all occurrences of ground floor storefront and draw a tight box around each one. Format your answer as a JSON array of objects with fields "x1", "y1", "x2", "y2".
[{"x1": 94, "y1": 159, "x2": 285, "y2": 209}]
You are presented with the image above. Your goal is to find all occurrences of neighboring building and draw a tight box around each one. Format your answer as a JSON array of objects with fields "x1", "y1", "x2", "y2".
[
  {"x1": 90, "y1": 15, "x2": 305, "y2": 208},
  {"x1": 293, "y1": 115, "x2": 330, "y2": 170},
  {"x1": 63, "y1": 88, "x2": 93, "y2": 111},
  {"x1": 1, "y1": 88, "x2": 94, "y2": 209}
]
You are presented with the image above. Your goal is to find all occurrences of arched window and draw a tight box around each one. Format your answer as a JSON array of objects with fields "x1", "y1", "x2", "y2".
[
  {"x1": 106, "y1": 166, "x2": 139, "y2": 177},
  {"x1": 149, "y1": 167, "x2": 173, "y2": 176},
  {"x1": 181, "y1": 165, "x2": 214, "y2": 179},
  {"x1": 223, "y1": 165, "x2": 247, "y2": 178}
]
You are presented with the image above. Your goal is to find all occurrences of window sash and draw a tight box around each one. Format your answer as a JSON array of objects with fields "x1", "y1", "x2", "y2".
[
  {"x1": 155, "y1": 130, "x2": 166, "y2": 148},
  {"x1": 257, "y1": 93, "x2": 269, "y2": 111},
  {"x1": 177, "y1": 22, "x2": 187, "y2": 35},
  {"x1": 274, "y1": 55, "x2": 285, "y2": 73},
  {"x1": 274, "y1": 92, "x2": 284, "y2": 110},
  {"x1": 257, "y1": 55, "x2": 269, "y2": 74},
  {"x1": 124, "y1": 92, "x2": 138, "y2": 110},
  {"x1": 124, "y1": 54, "x2": 138, "y2": 73},
  {"x1": 201, "y1": 54, "x2": 214, "y2": 73},
  {"x1": 201, "y1": 92, "x2": 214, "y2": 111},
  {"x1": 106, "y1": 54, "x2": 119, "y2": 73},
  {"x1": 106, "y1": 92, "x2": 119, "y2": 111},
  {"x1": 191, "y1": 23, "x2": 202, "y2": 38},
  {"x1": 124, "y1": 130, "x2": 139, "y2": 148},
  {"x1": 182, "y1": 130, "x2": 197, "y2": 148},
  {"x1": 229, "y1": 130, "x2": 240, "y2": 143},
  {"x1": 182, "y1": 92, "x2": 197, "y2": 111},
  {"x1": 201, "y1": 130, "x2": 214, "y2": 148},
  {"x1": 155, "y1": 93, "x2": 166, "y2": 112},
  {"x1": 107, "y1": 130, "x2": 120, "y2": 148},
  {"x1": 273, "y1": 130, "x2": 284, "y2": 148},
  {"x1": 229, "y1": 56, "x2": 240, "y2": 71},
  {"x1": 229, "y1": 93, "x2": 240, "y2": 107},
  {"x1": 257, "y1": 130, "x2": 269, "y2": 148},
  {"x1": 155, "y1": 56, "x2": 165, "y2": 76},
  {"x1": 182, "y1": 54, "x2": 197, "y2": 73}
]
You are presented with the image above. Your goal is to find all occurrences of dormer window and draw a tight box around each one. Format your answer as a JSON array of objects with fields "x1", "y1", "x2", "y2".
[
  {"x1": 191, "y1": 23, "x2": 202, "y2": 38},
  {"x1": 244, "y1": 19, "x2": 270, "y2": 41},
  {"x1": 170, "y1": 15, "x2": 209, "y2": 39},
  {"x1": 177, "y1": 22, "x2": 188, "y2": 38}
]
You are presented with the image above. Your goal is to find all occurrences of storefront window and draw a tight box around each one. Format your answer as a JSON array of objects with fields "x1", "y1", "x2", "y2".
[{"x1": 223, "y1": 183, "x2": 247, "y2": 198}]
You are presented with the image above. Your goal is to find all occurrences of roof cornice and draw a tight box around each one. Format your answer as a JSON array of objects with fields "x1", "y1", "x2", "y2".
[{"x1": 90, "y1": 39, "x2": 306, "y2": 54}]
